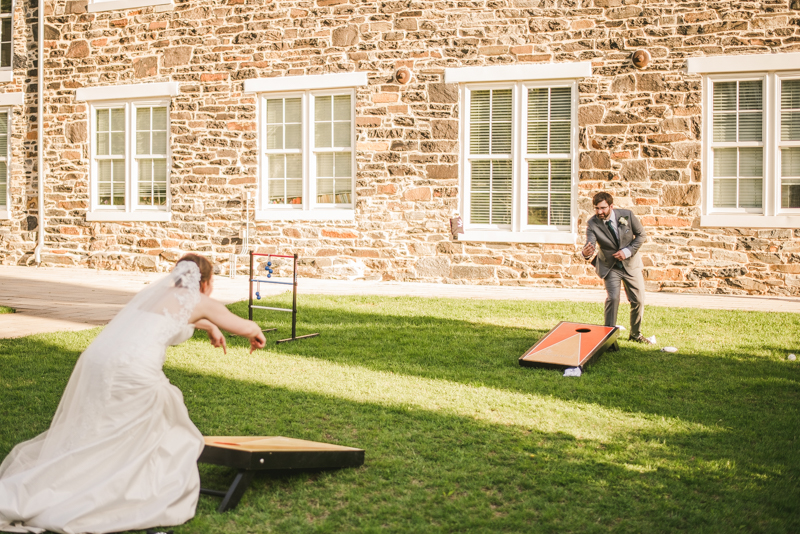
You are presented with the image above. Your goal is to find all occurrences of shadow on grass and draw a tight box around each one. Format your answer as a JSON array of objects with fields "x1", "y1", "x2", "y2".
[
  {"x1": 1, "y1": 297, "x2": 799, "y2": 533},
  {"x1": 226, "y1": 295, "x2": 800, "y2": 431}
]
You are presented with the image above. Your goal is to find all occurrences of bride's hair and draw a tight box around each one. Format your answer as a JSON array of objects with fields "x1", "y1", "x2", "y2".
[{"x1": 175, "y1": 254, "x2": 213, "y2": 285}]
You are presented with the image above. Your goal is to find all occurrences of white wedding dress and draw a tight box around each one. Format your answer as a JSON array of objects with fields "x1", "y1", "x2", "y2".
[{"x1": 0, "y1": 263, "x2": 206, "y2": 534}]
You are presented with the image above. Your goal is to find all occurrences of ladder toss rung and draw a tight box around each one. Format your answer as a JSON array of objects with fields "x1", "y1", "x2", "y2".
[{"x1": 251, "y1": 305, "x2": 293, "y2": 313}]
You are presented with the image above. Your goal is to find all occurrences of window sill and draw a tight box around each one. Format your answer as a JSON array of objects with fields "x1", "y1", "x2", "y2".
[
  {"x1": 0, "y1": 209, "x2": 9, "y2": 220},
  {"x1": 458, "y1": 230, "x2": 577, "y2": 244},
  {"x1": 88, "y1": 0, "x2": 172, "y2": 12},
  {"x1": 86, "y1": 211, "x2": 171, "y2": 222},
  {"x1": 0, "y1": 71, "x2": 12, "y2": 83},
  {"x1": 255, "y1": 209, "x2": 355, "y2": 221},
  {"x1": 700, "y1": 214, "x2": 800, "y2": 229}
]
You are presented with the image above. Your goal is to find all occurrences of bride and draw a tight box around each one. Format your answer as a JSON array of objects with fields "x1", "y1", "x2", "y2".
[{"x1": 0, "y1": 254, "x2": 266, "y2": 534}]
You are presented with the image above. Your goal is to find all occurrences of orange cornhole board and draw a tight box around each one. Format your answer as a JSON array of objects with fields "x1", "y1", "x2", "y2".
[
  {"x1": 519, "y1": 322, "x2": 619, "y2": 370},
  {"x1": 199, "y1": 436, "x2": 364, "y2": 513}
]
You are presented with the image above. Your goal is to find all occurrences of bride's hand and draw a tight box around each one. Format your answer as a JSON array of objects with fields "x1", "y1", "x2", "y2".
[
  {"x1": 249, "y1": 331, "x2": 266, "y2": 354},
  {"x1": 208, "y1": 324, "x2": 227, "y2": 354}
]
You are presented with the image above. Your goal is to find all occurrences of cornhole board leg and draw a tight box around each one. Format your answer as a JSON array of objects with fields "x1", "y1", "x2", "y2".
[{"x1": 200, "y1": 469, "x2": 255, "y2": 513}]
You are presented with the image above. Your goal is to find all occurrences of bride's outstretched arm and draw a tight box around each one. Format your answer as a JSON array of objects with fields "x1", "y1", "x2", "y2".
[
  {"x1": 193, "y1": 319, "x2": 228, "y2": 354},
  {"x1": 189, "y1": 296, "x2": 266, "y2": 353}
]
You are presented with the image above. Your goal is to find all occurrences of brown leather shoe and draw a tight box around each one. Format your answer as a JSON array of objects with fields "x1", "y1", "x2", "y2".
[{"x1": 628, "y1": 334, "x2": 654, "y2": 344}]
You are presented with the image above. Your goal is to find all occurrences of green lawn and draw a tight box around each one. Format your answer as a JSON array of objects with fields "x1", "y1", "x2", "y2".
[
  {"x1": 2, "y1": 295, "x2": 799, "y2": 533},
  {"x1": 0, "y1": 306, "x2": 13, "y2": 314}
]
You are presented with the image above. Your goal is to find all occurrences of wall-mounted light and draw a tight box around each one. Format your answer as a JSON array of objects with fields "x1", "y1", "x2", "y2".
[{"x1": 631, "y1": 49, "x2": 651, "y2": 69}]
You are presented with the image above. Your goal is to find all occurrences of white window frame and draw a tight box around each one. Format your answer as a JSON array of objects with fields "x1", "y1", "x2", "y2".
[
  {"x1": 449, "y1": 64, "x2": 586, "y2": 244},
  {"x1": 690, "y1": 52, "x2": 800, "y2": 228},
  {"x1": 77, "y1": 83, "x2": 177, "y2": 222},
  {"x1": 0, "y1": 0, "x2": 13, "y2": 82},
  {"x1": 86, "y1": 99, "x2": 172, "y2": 222},
  {"x1": 0, "y1": 108, "x2": 10, "y2": 219},
  {"x1": 88, "y1": 0, "x2": 172, "y2": 14},
  {"x1": 255, "y1": 89, "x2": 356, "y2": 220}
]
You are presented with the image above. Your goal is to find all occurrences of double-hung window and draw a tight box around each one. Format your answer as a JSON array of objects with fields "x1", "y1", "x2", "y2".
[
  {"x1": 446, "y1": 63, "x2": 590, "y2": 244},
  {"x1": 689, "y1": 52, "x2": 800, "y2": 227},
  {"x1": 77, "y1": 82, "x2": 177, "y2": 222},
  {"x1": 0, "y1": 0, "x2": 12, "y2": 81},
  {"x1": 244, "y1": 73, "x2": 367, "y2": 221},
  {"x1": 0, "y1": 109, "x2": 8, "y2": 216}
]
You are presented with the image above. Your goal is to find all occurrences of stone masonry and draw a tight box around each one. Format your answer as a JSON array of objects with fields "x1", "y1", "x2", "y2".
[{"x1": 0, "y1": 0, "x2": 799, "y2": 295}]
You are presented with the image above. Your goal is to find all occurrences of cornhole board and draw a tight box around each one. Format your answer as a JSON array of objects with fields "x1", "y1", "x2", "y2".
[
  {"x1": 198, "y1": 436, "x2": 364, "y2": 512},
  {"x1": 519, "y1": 322, "x2": 619, "y2": 370}
]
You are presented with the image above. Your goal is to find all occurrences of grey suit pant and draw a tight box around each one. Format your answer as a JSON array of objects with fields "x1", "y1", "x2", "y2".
[{"x1": 602, "y1": 265, "x2": 645, "y2": 337}]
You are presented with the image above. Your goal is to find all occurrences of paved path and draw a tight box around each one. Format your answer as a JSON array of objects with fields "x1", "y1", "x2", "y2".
[{"x1": 1, "y1": 265, "x2": 797, "y2": 338}]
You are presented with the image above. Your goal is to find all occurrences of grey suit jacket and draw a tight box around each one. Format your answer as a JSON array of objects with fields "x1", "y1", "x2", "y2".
[{"x1": 584, "y1": 208, "x2": 646, "y2": 279}]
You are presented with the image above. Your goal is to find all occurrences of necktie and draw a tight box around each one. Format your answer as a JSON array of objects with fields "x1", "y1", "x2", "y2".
[{"x1": 605, "y1": 220, "x2": 619, "y2": 249}]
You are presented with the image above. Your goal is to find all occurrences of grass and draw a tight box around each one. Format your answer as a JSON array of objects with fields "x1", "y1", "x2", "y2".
[
  {"x1": 0, "y1": 306, "x2": 13, "y2": 314},
  {"x1": 1, "y1": 294, "x2": 799, "y2": 533}
]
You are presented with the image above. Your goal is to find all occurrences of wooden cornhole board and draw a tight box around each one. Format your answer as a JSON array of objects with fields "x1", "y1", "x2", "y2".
[
  {"x1": 519, "y1": 322, "x2": 619, "y2": 370},
  {"x1": 199, "y1": 436, "x2": 364, "y2": 512}
]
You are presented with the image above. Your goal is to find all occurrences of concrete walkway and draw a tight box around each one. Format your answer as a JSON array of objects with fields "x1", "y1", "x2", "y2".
[{"x1": 1, "y1": 265, "x2": 797, "y2": 338}]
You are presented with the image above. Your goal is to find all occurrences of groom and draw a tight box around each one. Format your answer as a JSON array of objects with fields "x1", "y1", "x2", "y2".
[{"x1": 581, "y1": 192, "x2": 653, "y2": 344}]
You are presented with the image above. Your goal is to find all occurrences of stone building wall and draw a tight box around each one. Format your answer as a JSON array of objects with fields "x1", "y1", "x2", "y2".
[{"x1": 0, "y1": 0, "x2": 799, "y2": 295}]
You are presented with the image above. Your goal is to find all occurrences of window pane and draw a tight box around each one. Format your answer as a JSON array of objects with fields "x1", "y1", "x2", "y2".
[
  {"x1": 113, "y1": 160, "x2": 125, "y2": 206},
  {"x1": 739, "y1": 147, "x2": 763, "y2": 177},
  {"x1": 286, "y1": 179, "x2": 302, "y2": 203},
  {"x1": 0, "y1": 113, "x2": 7, "y2": 159},
  {"x1": 286, "y1": 154, "x2": 301, "y2": 178},
  {"x1": 111, "y1": 108, "x2": 125, "y2": 131},
  {"x1": 550, "y1": 87, "x2": 571, "y2": 120},
  {"x1": 285, "y1": 124, "x2": 301, "y2": 150},
  {"x1": 738, "y1": 81, "x2": 762, "y2": 110},
  {"x1": 136, "y1": 107, "x2": 150, "y2": 132},
  {"x1": 152, "y1": 131, "x2": 167, "y2": 154},
  {"x1": 782, "y1": 80, "x2": 800, "y2": 141},
  {"x1": 738, "y1": 179, "x2": 762, "y2": 208},
  {"x1": 153, "y1": 159, "x2": 167, "y2": 205},
  {"x1": 266, "y1": 125, "x2": 283, "y2": 150},
  {"x1": 136, "y1": 132, "x2": 150, "y2": 155},
  {"x1": 152, "y1": 107, "x2": 167, "y2": 131},
  {"x1": 713, "y1": 113, "x2": 737, "y2": 143},
  {"x1": 333, "y1": 122, "x2": 350, "y2": 148},
  {"x1": 315, "y1": 96, "x2": 331, "y2": 122},
  {"x1": 0, "y1": 162, "x2": 6, "y2": 208},
  {"x1": 315, "y1": 123, "x2": 331, "y2": 148},
  {"x1": 335, "y1": 152, "x2": 351, "y2": 178},
  {"x1": 713, "y1": 82, "x2": 737, "y2": 111},
  {"x1": 111, "y1": 132, "x2": 125, "y2": 156},
  {"x1": 268, "y1": 180, "x2": 286, "y2": 204},
  {"x1": 316, "y1": 153, "x2": 334, "y2": 177},
  {"x1": 266, "y1": 99, "x2": 283, "y2": 124},
  {"x1": 550, "y1": 121, "x2": 570, "y2": 153},
  {"x1": 97, "y1": 109, "x2": 109, "y2": 132},
  {"x1": 0, "y1": 19, "x2": 10, "y2": 68},
  {"x1": 285, "y1": 98, "x2": 301, "y2": 123},
  {"x1": 333, "y1": 95, "x2": 350, "y2": 121},
  {"x1": 491, "y1": 89, "x2": 512, "y2": 154},
  {"x1": 268, "y1": 155, "x2": 285, "y2": 179},
  {"x1": 470, "y1": 160, "x2": 511, "y2": 225},
  {"x1": 739, "y1": 112, "x2": 762, "y2": 142},
  {"x1": 713, "y1": 148, "x2": 737, "y2": 177},
  {"x1": 782, "y1": 180, "x2": 800, "y2": 209},
  {"x1": 713, "y1": 178, "x2": 737, "y2": 208},
  {"x1": 527, "y1": 159, "x2": 571, "y2": 226}
]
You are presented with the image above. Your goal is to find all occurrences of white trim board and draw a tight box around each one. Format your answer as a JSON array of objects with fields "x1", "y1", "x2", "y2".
[
  {"x1": 0, "y1": 93, "x2": 24, "y2": 106},
  {"x1": 76, "y1": 82, "x2": 179, "y2": 102},
  {"x1": 687, "y1": 52, "x2": 800, "y2": 74},
  {"x1": 0, "y1": 70, "x2": 12, "y2": 83},
  {"x1": 243, "y1": 72, "x2": 368, "y2": 93},
  {"x1": 445, "y1": 62, "x2": 593, "y2": 84},
  {"x1": 88, "y1": 0, "x2": 172, "y2": 12}
]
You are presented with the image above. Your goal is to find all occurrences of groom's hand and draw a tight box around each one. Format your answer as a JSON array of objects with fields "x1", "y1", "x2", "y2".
[
  {"x1": 582, "y1": 242, "x2": 595, "y2": 259},
  {"x1": 612, "y1": 250, "x2": 626, "y2": 260}
]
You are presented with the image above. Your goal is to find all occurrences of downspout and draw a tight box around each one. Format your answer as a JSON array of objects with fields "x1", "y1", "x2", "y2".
[{"x1": 33, "y1": 0, "x2": 44, "y2": 263}]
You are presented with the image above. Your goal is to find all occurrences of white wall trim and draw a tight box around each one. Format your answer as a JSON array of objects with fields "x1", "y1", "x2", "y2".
[
  {"x1": 445, "y1": 62, "x2": 593, "y2": 84},
  {"x1": 0, "y1": 70, "x2": 12, "y2": 83},
  {"x1": 86, "y1": 211, "x2": 172, "y2": 222},
  {"x1": 88, "y1": 0, "x2": 172, "y2": 12},
  {"x1": 0, "y1": 210, "x2": 8, "y2": 220},
  {"x1": 687, "y1": 52, "x2": 800, "y2": 74},
  {"x1": 458, "y1": 231, "x2": 578, "y2": 245},
  {"x1": 255, "y1": 209, "x2": 355, "y2": 221},
  {"x1": 243, "y1": 72, "x2": 368, "y2": 94},
  {"x1": 700, "y1": 215, "x2": 800, "y2": 229},
  {"x1": 76, "y1": 82, "x2": 179, "y2": 102},
  {"x1": 0, "y1": 93, "x2": 23, "y2": 106}
]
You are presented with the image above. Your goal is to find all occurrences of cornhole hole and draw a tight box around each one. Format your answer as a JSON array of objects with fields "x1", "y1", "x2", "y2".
[
  {"x1": 519, "y1": 322, "x2": 619, "y2": 370},
  {"x1": 199, "y1": 436, "x2": 364, "y2": 512}
]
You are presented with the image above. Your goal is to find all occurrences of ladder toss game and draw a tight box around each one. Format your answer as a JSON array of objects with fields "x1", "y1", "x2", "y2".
[{"x1": 248, "y1": 251, "x2": 320, "y2": 344}]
